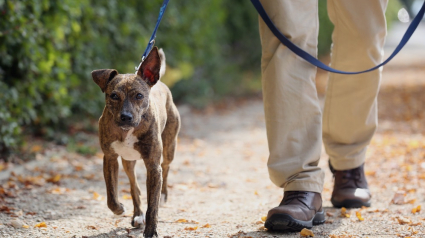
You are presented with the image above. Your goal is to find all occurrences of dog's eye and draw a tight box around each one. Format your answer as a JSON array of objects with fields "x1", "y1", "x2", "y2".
[
  {"x1": 136, "y1": 93, "x2": 144, "y2": 100},
  {"x1": 110, "y1": 93, "x2": 119, "y2": 100}
]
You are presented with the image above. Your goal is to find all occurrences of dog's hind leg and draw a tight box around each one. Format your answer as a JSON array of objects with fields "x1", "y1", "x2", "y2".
[
  {"x1": 160, "y1": 114, "x2": 180, "y2": 204},
  {"x1": 122, "y1": 159, "x2": 145, "y2": 228}
]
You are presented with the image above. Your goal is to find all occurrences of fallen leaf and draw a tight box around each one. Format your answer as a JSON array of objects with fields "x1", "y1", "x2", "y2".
[
  {"x1": 396, "y1": 216, "x2": 411, "y2": 225},
  {"x1": 412, "y1": 205, "x2": 421, "y2": 214},
  {"x1": 392, "y1": 191, "x2": 407, "y2": 205},
  {"x1": 300, "y1": 228, "x2": 314, "y2": 237},
  {"x1": 74, "y1": 165, "x2": 83, "y2": 171},
  {"x1": 326, "y1": 212, "x2": 334, "y2": 217},
  {"x1": 34, "y1": 222, "x2": 47, "y2": 228},
  {"x1": 92, "y1": 192, "x2": 102, "y2": 200},
  {"x1": 201, "y1": 223, "x2": 211, "y2": 228},
  {"x1": 86, "y1": 225, "x2": 98, "y2": 230},
  {"x1": 184, "y1": 226, "x2": 198, "y2": 231},
  {"x1": 176, "y1": 219, "x2": 187, "y2": 223},
  {"x1": 11, "y1": 219, "x2": 24, "y2": 228},
  {"x1": 356, "y1": 211, "x2": 364, "y2": 221},
  {"x1": 46, "y1": 174, "x2": 61, "y2": 183},
  {"x1": 261, "y1": 216, "x2": 267, "y2": 222},
  {"x1": 340, "y1": 207, "x2": 350, "y2": 218},
  {"x1": 122, "y1": 194, "x2": 132, "y2": 200},
  {"x1": 22, "y1": 225, "x2": 29, "y2": 229}
]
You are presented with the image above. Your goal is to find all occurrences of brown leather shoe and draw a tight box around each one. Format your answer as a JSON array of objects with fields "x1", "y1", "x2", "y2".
[
  {"x1": 265, "y1": 191, "x2": 325, "y2": 231},
  {"x1": 330, "y1": 162, "x2": 371, "y2": 208}
]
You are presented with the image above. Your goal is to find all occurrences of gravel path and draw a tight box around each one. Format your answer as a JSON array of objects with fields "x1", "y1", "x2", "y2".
[{"x1": 1, "y1": 22, "x2": 425, "y2": 238}]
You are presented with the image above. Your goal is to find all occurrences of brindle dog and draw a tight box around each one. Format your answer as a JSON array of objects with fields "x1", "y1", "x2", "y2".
[{"x1": 91, "y1": 47, "x2": 180, "y2": 237}]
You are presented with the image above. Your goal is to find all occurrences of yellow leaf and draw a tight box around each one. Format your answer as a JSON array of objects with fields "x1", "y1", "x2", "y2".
[
  {"x1": 93, "y1": 192, "x2": 102, "y2": 200},
  {"x1": 341, "y1": 207, "x2": 350, "y2": 218},
  {"x1": 184, "y1": 226, "x2": 198, "y2": 231},
  {"x1": 300, "y1": 228, "x2": 314, "y2": 237},
  {"x1": 122, "y1": 194, "x2": 132, "y2": 200},
  {"x1": 47, "y1": 174, "x2": 61, "y2": 183},
  {"x1": 412, "y1": 205, "x2": 421, "y2": 214},
  {"x1": 201, "y1": 223, "x2": 211, "y2": 228},
  {"x1": 356, "y1": 211, "x2": 364, "y2": 221},
  {"x1": 34, "y1": 222, "x2": 47, "y2": 228},
  {"x1": 176, "y1": 219, "x2": 187, "y2": 223},
  {"x1": 22, "y1": 225, "x2": 29, "y2": 229}
]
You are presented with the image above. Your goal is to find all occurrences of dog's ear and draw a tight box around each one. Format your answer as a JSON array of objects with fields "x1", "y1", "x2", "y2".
[
  {"x1": 91, "y1": 69, "x2": 119, "y2": 93},
  {"x1": 137, "y1": 47, "x2": 161, "y2": 87}
]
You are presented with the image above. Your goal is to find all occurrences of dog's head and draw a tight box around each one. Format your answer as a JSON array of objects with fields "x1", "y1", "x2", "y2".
[{"x1": 92, "y1": 47, "x2": 164, "y2": 130}]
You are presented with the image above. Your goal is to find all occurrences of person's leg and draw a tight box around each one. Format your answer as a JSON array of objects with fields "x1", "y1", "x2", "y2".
[
  {"x1": 259, "y1": 0, "x2": 325, "y2": 230},
  {"x1": 324, "y1": 0, "x2": 388, "y2": 207}
]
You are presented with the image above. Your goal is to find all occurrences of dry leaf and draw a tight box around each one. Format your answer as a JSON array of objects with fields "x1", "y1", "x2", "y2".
[
  {"x1": 340, "y1": 207, "x2": 350, "y2": 218},
  {"x1": 46, "y1": 174, "x2": 61, "y2": 183},
  {"x1": 411, "y1": 205, "x2": 421, "y2": 214},
  {"x1": 184, "y1": 226, "x2": 198, "y2": 231},
  {"x1": 396, "y1": 216, "x2": 411, "y2": 225},
  {"x1": 176, "y1": 219, "x2": 187, "y2": 223},
  {"x1": 201, "y1": 223, "x2": 211, "y2": 228},
  {"x1": 22, "y1": 225, "x2": 29, "y2": 229},
  {"x1": 122, "y1": 194, "x2": 132, "y2": 200},
  {"x1": 356, "y1": 211, "x2": 364, "y2": 221},
  {"x1": 86, "y1": 225, "x2": 98, "y2": 230},
  {"x1": 300, "y1": 228, "x2": 314, "y2": 237},
  {"x1": 34, "y1": 222, "x2": 47, "y2": 228},
  {"x1": 392, "y1": 191, "x2": 406, "y2": 205},
  {"x1": 92, "y1": 192, "x2": 102, "y2": 200},
  {"x1": 326, "y1": 212, "x2": 334, "y2": 217}
]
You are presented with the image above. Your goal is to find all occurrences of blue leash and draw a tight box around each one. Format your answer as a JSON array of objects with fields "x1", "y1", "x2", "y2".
[
  {"x1": 135, "y1": 0, "x2": 170, "y2": 72},
  {"x1": 251, "y1": 0, "x2": 425, "y2": 75}
]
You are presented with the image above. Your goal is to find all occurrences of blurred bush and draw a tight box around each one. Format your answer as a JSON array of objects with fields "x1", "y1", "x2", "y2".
[{"x1": 0, "y1": 0, "x2": 401, "y2": 158}]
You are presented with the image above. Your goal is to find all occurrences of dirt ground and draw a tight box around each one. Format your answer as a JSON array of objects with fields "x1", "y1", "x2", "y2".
[{"x1": 1, "y1": 24, "x2": 425, "y2": 238}]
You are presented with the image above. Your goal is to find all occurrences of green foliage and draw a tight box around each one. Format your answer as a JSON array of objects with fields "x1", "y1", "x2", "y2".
[{"x1": 0, "y1": 0, "x2": 403, "y2": 158}]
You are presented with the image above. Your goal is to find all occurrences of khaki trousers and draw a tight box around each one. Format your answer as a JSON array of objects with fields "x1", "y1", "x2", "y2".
[{"x1": 259, "y1": 0, "x2": 388, "y2": 193}]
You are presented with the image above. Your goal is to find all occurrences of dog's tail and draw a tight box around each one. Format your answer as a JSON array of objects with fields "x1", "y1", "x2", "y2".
[{"x1": 158, "y1": 48, "x2": 166, "y2": 79}]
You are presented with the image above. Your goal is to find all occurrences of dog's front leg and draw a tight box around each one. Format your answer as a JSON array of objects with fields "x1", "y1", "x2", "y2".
[
  {"x1": 144, "y1": 159, "x2": 162, "y2": 238},
  {"x1": 103, "y1": 154, "x2": 125, "y2": 215},
  {"x1": 122, "y1": 159, "x2": 144, "y2": 228}
]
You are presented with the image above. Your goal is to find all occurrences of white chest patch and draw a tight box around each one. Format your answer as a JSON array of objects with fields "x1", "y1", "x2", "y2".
[{"x1": 111, "y1": 128, "x2": 142, "y2": 161}]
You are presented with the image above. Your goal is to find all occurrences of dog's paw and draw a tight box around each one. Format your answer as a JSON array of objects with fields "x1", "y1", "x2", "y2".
[
  {"x1": 160, "y1": 194, "x2": 167, "y2": 207},
  {"x1": 113, "y1": 206, "x2": 126, "y2": 217},
  {"x1": 132, "y1": 214, "x2": 145, "y2": 228},
  {"x1": 143, "y1": 227, "x2": 158, "y2": 238}
]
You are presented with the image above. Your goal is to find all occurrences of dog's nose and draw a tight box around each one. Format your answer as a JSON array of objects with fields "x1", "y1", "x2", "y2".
[{"x1": 120, "y1": 113, "x2": 133, "y2": 122}]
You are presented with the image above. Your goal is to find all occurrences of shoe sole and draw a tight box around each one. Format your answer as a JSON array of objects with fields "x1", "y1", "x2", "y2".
[
  {"x1": 331, "y1": 198, "x2": 371, "y2": 208},
  {"x1": 264, "y1": 210, "x2": 326, "y2": 232}
]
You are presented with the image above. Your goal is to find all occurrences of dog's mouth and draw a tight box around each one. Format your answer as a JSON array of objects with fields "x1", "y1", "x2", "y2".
[
  {"x1": 120, "y1": 126, "x2": 132, "y2": 131},
  {"x1": 116, "y1": 122, "x2": 138, "y2": 131}
]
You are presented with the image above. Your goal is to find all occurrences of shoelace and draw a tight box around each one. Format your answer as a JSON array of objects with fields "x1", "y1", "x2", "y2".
[
  {"x1": 283, "y1": 192, "x2": 309, "y2": 207},
  {"x1": 341, "y1": 168, "x2": 362, "y2": 186}
]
